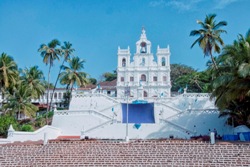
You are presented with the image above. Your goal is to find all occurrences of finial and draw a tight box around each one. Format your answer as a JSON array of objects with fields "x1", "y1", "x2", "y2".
[{"x1": 142, "y1": 26, "x2": 146, "y2": 34}]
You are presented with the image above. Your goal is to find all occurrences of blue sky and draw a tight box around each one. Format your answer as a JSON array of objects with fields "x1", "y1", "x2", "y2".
[{"x1": 0, "y1": 0, "x2": 249, "y2": 84}]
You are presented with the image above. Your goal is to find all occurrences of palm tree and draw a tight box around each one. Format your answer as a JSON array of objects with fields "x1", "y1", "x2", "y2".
[
  {"x1": 38, "y1": 39, "x2": 61, "y2": 124},
  {"x1": 0, "y1": 53, "x2": 19, "y2": 106},
  {"x1": 211, "y1": 30, "x2": 250, "y2": 127},
  {"x1": 190, "y1": 14, "x2": 227, "y2": 70},
  {"x1": 3, "y1": 83, "x2": 38, "y2": 119},
  {"x1": 49, "y1": 41, "x2": 75, "y2": 108},
  {"x1": 59, "y1": 56, "x2": 88, "y2": 108},
  {"x1": 20, "y1": 66, "x2": 46, "y2": 99}
]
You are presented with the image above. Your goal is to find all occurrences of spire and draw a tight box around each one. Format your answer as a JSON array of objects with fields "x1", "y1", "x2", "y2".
[{"x1": 140, "y1": 27, "x2": 147, "y2": 40}]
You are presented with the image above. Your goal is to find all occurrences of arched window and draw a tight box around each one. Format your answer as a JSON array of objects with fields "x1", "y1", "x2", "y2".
[
  {"x1": 59, "y1": 93, "x2": 62, "y2": 99},
  {"x1": 162, "y1": 57, "x2": 166, "y2": 66},
  {"x1": 54, "y1": 93, "x2": 57, "y2": 99},
  {"x1": 141, "y1": 58, "x2": 145, "y2": 66},
  {"x1": 122, "y1": 58, "x2": 126, "y2": 67},
  {"x1": 140, "y1": 42, "x2": 147, "y2": 53},
  {"x1": 143, "y1": 91, "x2": 148, "y2": 97},
  {"x1": 141, "y1": 74, "x2": 146, "y2": 81}
]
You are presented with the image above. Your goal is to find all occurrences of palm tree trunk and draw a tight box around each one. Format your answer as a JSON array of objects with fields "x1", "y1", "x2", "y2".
[
  {"x1": 68, "y1": 83, "x2": 74, "y2": 109},
  {"x1": 46, "y1": 64, "x2": 51, "y2": 125},
  {"x1": 49, "y1": 59, "x2": 66, "y2": 110},
  {"x1": 210, "y1": 53, "x2": 218, "y2": 70}
]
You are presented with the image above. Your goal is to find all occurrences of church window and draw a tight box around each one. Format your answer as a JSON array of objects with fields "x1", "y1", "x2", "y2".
[
  {"x1": 54, "y1": 93, "x2": 57, "y2": 99},
  {"x1": 122, "y1": 58, "x2": 126, "y2": 67},
  {"x1": 162, "y1": 57, "x2": 166, "y2": 66},
  {"x1": 141, "y1": 58, "x2": 145, "y2": 66},
  {"x1": 140, "y1": 42, "x2": 147, "y2": 53},
  {"x1": 153, "y1": 76, "x2": 157, "y2": 81},
  {"x1": 121, "y1": 77, "x2": 124, "y2": 82},
  {"x1": 141, "y1": 74, "x2": 146, "y2": 81},
  {"x1": 163, "y1": 76, "x2": 167, "y2": 81},
  {"x1": 130, "y1": 76, "x2": 134, "y2": 82},
  {"x1": 59, "y1": 93, "x2": 62, "y2": 99}
]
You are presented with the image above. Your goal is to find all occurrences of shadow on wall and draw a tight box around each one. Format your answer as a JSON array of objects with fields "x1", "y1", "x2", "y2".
[{"x1": 146, "y1": 124, "x2": 190, "y2": 139}]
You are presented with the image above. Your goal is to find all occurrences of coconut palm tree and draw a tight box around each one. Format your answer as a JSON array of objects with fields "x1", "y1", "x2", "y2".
[
  {"x1": 38, "y1": 39, "x2": 61, "y2": 124},
  {"x1": 190, "y1": 14, "x2": 227, "y2": 70},
  {"x1": 49, "y1": 41, "x2": 75, "y2": 108},
  {"x1": 59, "y1": 56, "x2": 88, "y2": 108},
  {"x1": 211, "y1": 30, "x2": 250, "y2": 127},
  {"x1": 20, "y1": 66, "x2": 46, "y2": 99},
  {"x1": 3, "y1": 83, "x2": 38, "y2": 119},
  {"x1": 0, "y1": 53, "x2": 19, "y2": 106}
]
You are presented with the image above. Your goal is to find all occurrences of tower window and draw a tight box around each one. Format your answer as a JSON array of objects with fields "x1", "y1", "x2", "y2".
[
  {"x1": 153, "y1": 76, "x2": 157, "y2": 81},
  {"x1": 141, "y1": 58, "x2": 145, "y2": 66},
  {"x1": 121, "y1": 77, "x2": 124, "y2": 82},
  {"x1": 122, "y1": 58, "x2": 126, "y2": 67},
  {"x1": 141, "y1": 74, "x2": 146, "y2": 81},
  {"x1": 162, "y1": 57, "x2": 166, "y2": 66},
  {"x1": 163, "y1": 76, "x2": 167, "y2": 81},
  {"x1": 140, "y1": 42, "x2": 147, "y2": 53},
  {"x1": 130, "y1": 77, "x2": 134, "y2": 82}
]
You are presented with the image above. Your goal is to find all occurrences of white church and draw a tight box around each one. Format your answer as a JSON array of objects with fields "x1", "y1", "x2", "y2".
[
  {"x1": 0, "y1": 28, "x2": 237, "y2": 144},
  {"x1": 116, "y1": 28, "x2": 171, "y2": 100}
]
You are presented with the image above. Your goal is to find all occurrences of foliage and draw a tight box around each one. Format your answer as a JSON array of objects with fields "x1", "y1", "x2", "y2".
[
  {"x1": 38, "y1": 39, "x2": 62, "y2": 121},
  {"x1": 190, "y1": 14, "x2": 227, "y2": 69},
  {"x1": 102, "y1": 70, "x2": 117, "y2": 81},
  {"x1": 34, "y1": 117, "x2": 46, "y2": 128},
  {"x1": 0, "y1": 114, "x2": 19, "y2": 137},
  {"x1": 89, "y1": 78, "x2": 97, "y2": 85},
  {"x1": 211, "y1": 29, "x2": 250, "y2": 127},
  {"x1": 20, "y1": 66, "x2": 45, "y2": 99},
  {"x1": 170, "y1": 64, "x2": 211, "y2": 93},
  {"x1": 3, "y1": 83, "x2": 39, "y2": 118},
  {"x1": 0, "y1": 53, "x2": 19, "y2": 90},
  {"x1": 60, "y1": 56, "x2": 88, "y2": 107},
  {"x1": 21, "y1": 124, "x2": 34, "y2": 132},
  {"x1": 50, "y1": 41, "x2": 75, "y2": 110}
]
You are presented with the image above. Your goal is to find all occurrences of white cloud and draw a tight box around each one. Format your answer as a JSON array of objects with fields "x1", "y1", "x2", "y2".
[
  {"x1": 149, "y1": 0, "x2": 242, "y2": 11},
  {"x1": 214, "y1": 0, "x2": 240, "y2": 9},
  {"x1": 149, "y1": 0, "x2": 205, "y2": 12}
]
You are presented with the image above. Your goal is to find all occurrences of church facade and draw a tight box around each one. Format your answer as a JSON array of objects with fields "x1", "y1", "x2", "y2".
[{"x1": 116, "y1": 28, "x2": 171, "y2": 100}]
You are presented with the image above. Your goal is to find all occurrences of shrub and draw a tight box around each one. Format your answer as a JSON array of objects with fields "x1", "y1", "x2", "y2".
[
  {"x1": 21, "y1": 124, "x2": 34, "y2": 132},
  {"x1": 0, "y1": 114, "x2": 19, "y2": 137}
]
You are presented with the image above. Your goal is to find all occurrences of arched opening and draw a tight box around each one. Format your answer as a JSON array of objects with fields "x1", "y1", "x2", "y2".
[
  {"x1": 141, "y1": 74, "x2": 146, "y2": 81},
  {"x1": 141, "y1": 58, "x2": 145, "y2": 66},
  {"x1": 140, "y1": 42, "x2": 147, "y2": 53},
  {"x1": 143, "y1": 91, "x2": 148, "y2": 97},
  {"x1": 122, "y1": 58, "x2": 126, "y2": 67},
  {"x1": 161, "y1": 57, "x2": 166, "y2": 66}
]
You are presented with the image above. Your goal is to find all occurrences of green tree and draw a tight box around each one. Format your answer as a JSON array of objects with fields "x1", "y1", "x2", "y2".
[
  {"x1": 211, "y1": 30, "x2": 250, "y2": 127},
  {"x1": 102, "y1": 70, "x2": 117, "y2": 81},
  {"x1": 60, "y1": 56, "x2": 88, "y2": 108},
  {"x1": 0, "y1": 53, "x2": 19, "y2": 98},
  {"x1": 38, "y1": 39, "x2": 61, "y2": 123},
  {"x1": 170, "y1": 64, "x2": 196, "y2": 92},
  {"x1": 20, "y1": 66, "x2": 45, "y2": 99},
  {"x1": 89, "y1": 78, "x2": 97, "y2": 85},
  {"x1": 3, "y1": 83, "x2": 38, "y2": 119},
  {"x1": 190, "y1": 14, "x2": 227, "y2": 70},
  {"x1": 0, "y1": 114, "x2": 18, "y2": 137},
  {"x1": 49, "y1": 41, "x2": 75, "y2": 108}
]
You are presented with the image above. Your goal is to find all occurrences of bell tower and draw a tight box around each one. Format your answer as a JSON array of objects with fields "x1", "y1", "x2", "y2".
[{"x1": 136, "y1": 28, "x2": 151, "y2": 54}]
